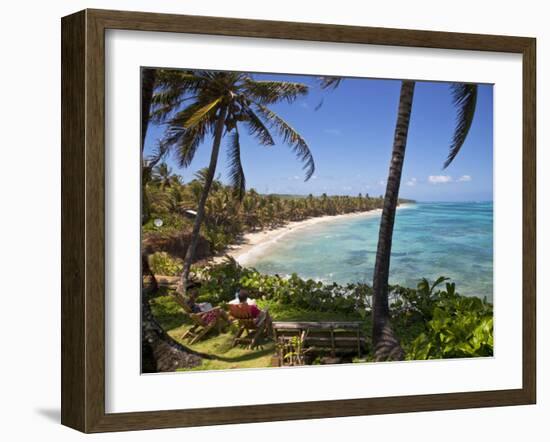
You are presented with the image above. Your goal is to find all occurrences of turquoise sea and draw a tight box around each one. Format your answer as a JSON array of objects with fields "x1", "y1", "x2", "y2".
[{"x1": 240, "y1": 202, "x2": 493, "y2": 301}]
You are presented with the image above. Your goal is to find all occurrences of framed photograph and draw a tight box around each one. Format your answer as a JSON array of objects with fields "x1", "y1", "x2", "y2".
[{"x1": 61, "y1": 9, "x2": 536, "y2": 433}]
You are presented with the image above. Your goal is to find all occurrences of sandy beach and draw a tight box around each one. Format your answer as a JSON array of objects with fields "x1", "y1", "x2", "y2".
[{"x1": 213, "y1": 208, "x2": 385, "y2": 266}]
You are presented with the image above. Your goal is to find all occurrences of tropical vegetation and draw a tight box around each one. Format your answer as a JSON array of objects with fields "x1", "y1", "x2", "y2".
[
  {"x1": 143, "y1": 165, "x2": 410, "y2": 258},
  {"x1": 148, "y1": 258, "x2": 493, "y2": 369},
  {"x1": 140, "y1": 68, "x2": 488, "y2": 372},
  {"x1": 149, "y1": 70, "x2": 316, "y2": 295},
  {"x1": 321, "y1": 78, "x2": 478, "y2": 361}
]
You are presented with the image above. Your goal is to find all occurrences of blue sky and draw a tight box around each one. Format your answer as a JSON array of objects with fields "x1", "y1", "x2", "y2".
[{"x1": 144, "y1": 72, "x2": 493, "y2": 202}]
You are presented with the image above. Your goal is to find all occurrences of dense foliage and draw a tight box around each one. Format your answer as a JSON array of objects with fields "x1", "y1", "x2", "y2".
[
  {"x1": 148, "y1": 252, "x2": 183, "y2": 276},
  {"x1": 188, "y1": 259, "x2": 493, "y2": 360},
  {"x1": 143, "y1": 165, "x2": 412, "y2": 256},
  {"x1": 195, "y1": 258, "x2": 372, "y2": 315},
  {"x1": 142, "y1": 160, "x2": 491, "y2": 363}
]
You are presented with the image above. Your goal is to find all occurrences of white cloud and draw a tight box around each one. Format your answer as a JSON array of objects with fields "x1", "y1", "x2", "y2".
[
  {"x1": 428, "y1": 175, "x2": 452, "y2": 184},
  {"x1": 406, "y1": 177, "x2": 417, "y2": 186},
  {"x1": 311, "y1": 175, "x2": 318, "y2": 180},
  {"x1": 458, "y1": 175, "x2": 472, "y2": 182},
  {"x1": 378, "y1": 180, "x2": 386, "y2": 186},
  {"x1": 342, "y1": 185, "x2": 352, "y2": 191}
]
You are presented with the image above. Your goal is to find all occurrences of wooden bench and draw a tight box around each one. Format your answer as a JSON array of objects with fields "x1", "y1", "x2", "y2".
[{"x1": 273, "y1": 321, "x2": 367, "y2": 361}]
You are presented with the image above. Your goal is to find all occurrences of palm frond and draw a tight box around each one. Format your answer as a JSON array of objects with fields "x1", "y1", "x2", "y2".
[
  {"x1": 149, "y1": 70, "x2": 210, "y2": 123},
  {"x1": 444, "y1": 83, "x2": 478, "y2": 168},
  {"x1": 314, "y1": 98, "x2": 324, "y2": 111},
  {"x1": 144, "y1": 139, "x2": 171, "y2": 168},
  {"x1": 243, "y1": 80, "x2": 308, "y2": 104},
  {"x1": 163, "y1": 94, "x2": 220, "y2": 169},
  {"x1": 319, "y1": 77, "x2": 342, "y2": 90},
  {"x1": 244, "y1": 109, "x2": 275, "y2": 146},
  {"x1": 154, "y1": 70, "x2": 207, "y2": 94},
  {"x1": 185, "y1": 97, "x2": 222, "y2": 128},
  {"x1": 255, "y1": 104, "x2": 315, "y2": 181},
  {"x1": 164, "y1": 122, "x2": 207, "y2": 168},
  {"x1": 150, "y1": 94, "x2": 198, "y2": 124},
  {"x1": 227, "y1": 129, "x2": 246, "y2": 200},
  {"x1": 176, "y1": 133, "x2": 202, "y2": 168},
  {"x1": 166, "y1": 102, "x2": 201, "y2": 127}
]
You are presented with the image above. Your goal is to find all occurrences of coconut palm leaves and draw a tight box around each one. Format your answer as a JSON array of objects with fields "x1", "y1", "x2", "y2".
[
  {"x1": 154, "y1": 70, "x2": 315, "y2": 190},
  {"x1": 243, "y1": 79, "x2": 308, "y2": 104},
  {"x1": 150, "y1": 70, "x2": 314, "y2": 294},
  {"x1": 444, "y1": 84, "x2": 478, "y2": 168},
  {"x1": 254, "y1": 104, "x2": 314, "y2": 180}
]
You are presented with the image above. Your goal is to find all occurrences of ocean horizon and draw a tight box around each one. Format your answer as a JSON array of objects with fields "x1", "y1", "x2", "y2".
[{"x1": 239, "y1": 201, "x2": 494, "y2": 301}]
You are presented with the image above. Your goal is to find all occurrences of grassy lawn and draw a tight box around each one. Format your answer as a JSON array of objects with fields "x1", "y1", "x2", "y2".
[
  {"x1": 150, "y1": 294, "x2": 276, "y2": 371},
  {"x1": 149, "y1": 293, "x2": 367, "y2": 371}
]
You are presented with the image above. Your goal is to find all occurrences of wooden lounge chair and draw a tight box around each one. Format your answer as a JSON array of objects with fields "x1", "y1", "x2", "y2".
[
  {"x1": 228, "y1": 303, "x2": 269, "y2": 349},
  {"x1": 179, "y1": 301, "x2": 225, "y2": 345}
]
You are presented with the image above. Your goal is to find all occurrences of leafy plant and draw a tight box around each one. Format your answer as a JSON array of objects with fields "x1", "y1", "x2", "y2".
[
  {"x1": 277, "y1": 336, "x2": 311, "y2": 366},
  {"x1": 193, "y1": 258, "x2": 373, "y2": 315},
  {"x1": 148, "y1": 252, "x2": 184, "y2": 276},
  {"x1": 191, "y1": 260, "x2": 493, "y2": 361},
  {"x1": 405, "y1": 288, "x2": 493, "y2": 359}
]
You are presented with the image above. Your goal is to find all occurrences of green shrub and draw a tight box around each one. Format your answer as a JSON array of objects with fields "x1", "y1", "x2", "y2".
[
  {"x1": 148, "y1": 252, "x2": 183, "y2": 276},
  {"x1": 404, "y1": 281, "x2": 493, "y2": 359},
  {"x1": 192, "y1": 258, "x2": 372, "y2": 315},
  {"x1": 203, "y1": 225, "x2": 234, "y2": 254},
  {"x1": 191, "y1": 260, "x2": 494, "y2": 360},
  {"x1": 142, "y1": 213, "x2": 188, "y2": 234}
]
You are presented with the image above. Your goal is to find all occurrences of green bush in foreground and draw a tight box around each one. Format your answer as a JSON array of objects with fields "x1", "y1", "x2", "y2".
[
  {"x1": 148, "y1": 252, "x2": 183, "y2": 276},
  {"x1": 190, "y1": 259, "x2": 493, "y2": 360},
  {"x1": 193, "y1": 258, "x2": 371, "y2": 316},
  {"x1": 405, "y1": 291, "x2": 493, "y2": 359}
]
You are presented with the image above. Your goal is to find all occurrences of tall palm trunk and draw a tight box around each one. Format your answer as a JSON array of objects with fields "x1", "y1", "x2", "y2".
[
  {"x1": 141, "y1": 68, "x2": 158, "y2": 285},
  {"x1": 372, "y1": 80, "x2": 415, "y2": 361},
  {"x1": 140, "y1": 68, "x2": 204, "y2": 372},
  {"x1": 179, "y1": 106, "x2": 228, "y2": 296}
]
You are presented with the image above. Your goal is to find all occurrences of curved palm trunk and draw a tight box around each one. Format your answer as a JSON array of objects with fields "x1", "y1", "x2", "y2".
[
  {"x1": 372, "y1": 80, "x2": 415, "y2": 361},
  {"x1": 140, "y1": 68, "x2": 203, "y2": 372},
  {"x1": 141, "y1": 67, "x2": 159, "y2": 290},
  {"x1": 179, "y1": 106, "x2": 228, "y2": 296}
]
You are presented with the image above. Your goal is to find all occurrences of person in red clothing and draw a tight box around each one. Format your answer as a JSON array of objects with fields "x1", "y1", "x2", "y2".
[
  {"x1": 237, "y1": 289, "x2": 273, "y2": 333},
  {"x1": 185, "y1": 282, "x2": 230, "y2": 327}
]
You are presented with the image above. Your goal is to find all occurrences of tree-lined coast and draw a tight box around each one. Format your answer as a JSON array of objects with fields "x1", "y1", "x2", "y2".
[{"x1": 141, "y1": 68, "x2": 493, "y2": 372}]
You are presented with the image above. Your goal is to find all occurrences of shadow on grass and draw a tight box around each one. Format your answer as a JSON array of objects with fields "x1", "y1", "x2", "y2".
[{"x1": 149, "y1": 294, "x2": 191, "y2": 330}]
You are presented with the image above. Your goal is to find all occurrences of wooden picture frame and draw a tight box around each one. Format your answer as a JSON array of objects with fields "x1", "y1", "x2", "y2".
[{"x1": 61, "y1": 8, "x2": 536, "y2": 433}]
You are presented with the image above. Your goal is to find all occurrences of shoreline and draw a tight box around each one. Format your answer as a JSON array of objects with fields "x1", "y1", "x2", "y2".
[{"x1": 212, "y1": 205, "x2": 412, "y2": 266}]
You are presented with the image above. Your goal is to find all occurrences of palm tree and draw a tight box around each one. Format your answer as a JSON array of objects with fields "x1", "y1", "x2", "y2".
[
  {"x1": 322, "y1": 78, "x2": 478, "y2": 361},
  {"x1": 152, "y1": 162, "x2": 174, "y2": 190},
  {"x1": 372, "y1": 81, "x2": 478, "y2": 361},
  {"x1": 140, "y1": 68, "x2": 206, "y2": 373},
  {"x1": 154, "y1": 70, "x2": 315, "y2": 297}
]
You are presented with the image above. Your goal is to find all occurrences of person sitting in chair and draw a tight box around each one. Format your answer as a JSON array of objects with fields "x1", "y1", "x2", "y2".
[
  {"x1": 235, "y1": 288, "x2": 273, "y2": 333},
  {"x1": 229, "y1": 287, "x2": 256, "y2": 305},
  {"x1": 184, "y1": 282, "x2": 230, "y2": 327},
  {"x1": 184, "y1": 282, "x2": 212, "y2": 313}
]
